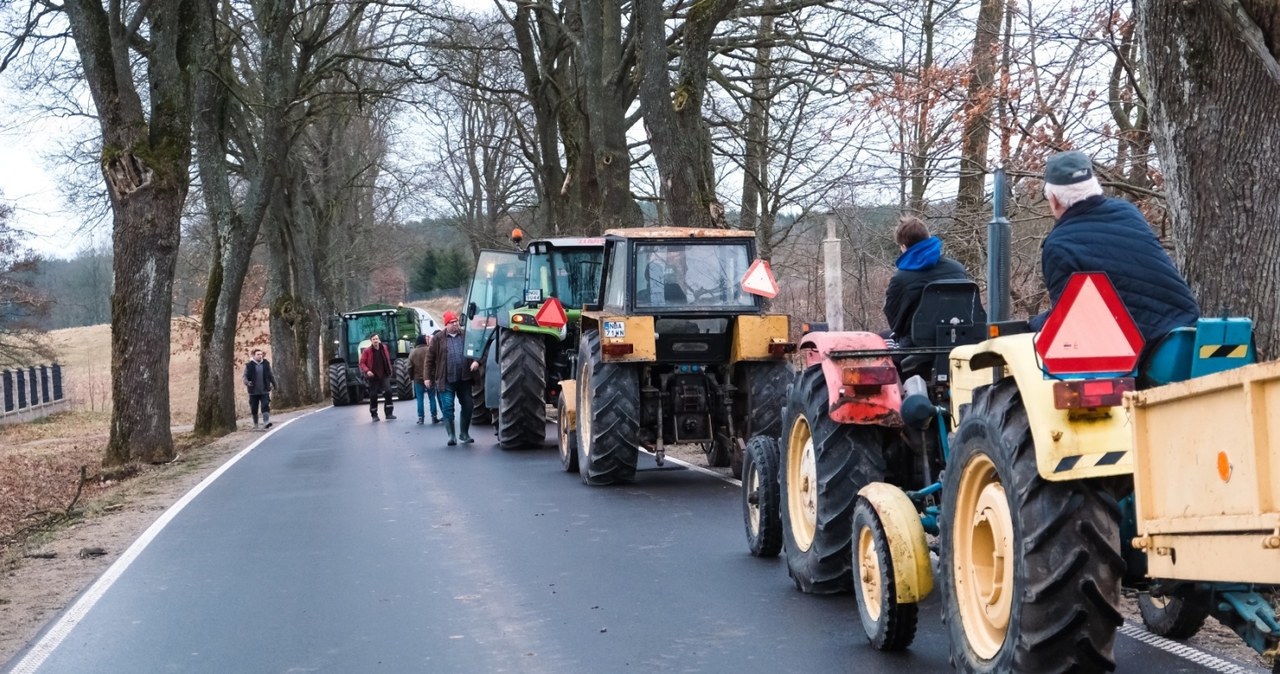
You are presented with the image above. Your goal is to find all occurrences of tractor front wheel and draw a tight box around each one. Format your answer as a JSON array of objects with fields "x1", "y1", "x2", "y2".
[
  {"x1": 576, "y1": 331, "x2": 640, "y2": 485},
  {"x1": 498, "y1": 330, "x2": 547, "y2": 449},
  {"x1": 852, "y1": 497, "x2": 918, "y2": 651},
  {"x1": 780, "y1": 365, "x2": 886, "y2": 594},
  {"x1": 941, "y1": 377, "x2": 1123, "y2": 673},
  {"x1": 329, "y1": 363, "x2": 350, "y2": 406},
  {"x1": 557, "y1": 394, "x2": 578, "y2": 472},
  {"x1": 1138, "y1": 583, "x2": 1212, "y2": 640},
  {"x1": 393, "y1": 358, "x2": 413, "y2": 401},
  {"x1": 742, "y1": 435, "x2": 782, "y2": 558}
]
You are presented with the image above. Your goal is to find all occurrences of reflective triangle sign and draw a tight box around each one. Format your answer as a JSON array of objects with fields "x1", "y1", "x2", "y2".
[
  {"x1": 741, "y1": 259, "x2": 779, "y2": 298},
  {"x1": 535, "y1": 297, "x2": 567, "y2": 329},
  {"x1": 1034, "y1": 272, "x2": 1144, "y2": 374}
]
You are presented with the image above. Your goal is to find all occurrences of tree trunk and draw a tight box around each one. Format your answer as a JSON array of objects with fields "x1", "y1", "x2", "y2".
[
  {"x1": 740, "y1": 6, "x2": 775, "y2": 235},
  {"x1": 1138, "y1": 0, "x2": 1280, "y2": 358},
  {"x1": 952, "y1": 0, "x2": 1004, "y2": 273},
  {"x1": 62, "y1": 0, "x2": 205, "y2": 465},
  {"x1": 636, "y1": 0, "x2": 738, "y2": 229}
]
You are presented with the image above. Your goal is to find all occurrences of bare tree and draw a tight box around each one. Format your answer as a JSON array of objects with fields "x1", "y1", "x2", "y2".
[{"x1": 1138, "y1": 0, "x2": 1280, "y2": 357}]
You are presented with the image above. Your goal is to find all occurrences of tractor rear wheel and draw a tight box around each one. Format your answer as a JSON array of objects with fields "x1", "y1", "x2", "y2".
[
  {"x1": 557, "y1": 394, "x2": 578, "y2": 472},
  {"x1": 329, "y1": 363, "x2": 350, "y2": 406},
  {"x1": 742, "y1": 435, "x2": 782, "y2": 558},
  {"x1": 853, "y1": 497, "x2": 918, "y2": 651},
  {"x1": 941, "y1": 377, "x2": 1123, "y2": 673},
  {"x1": 576, "y1": 330, "x2": 640, "y2": 485},
  {"x1": 498, "y1": 330, "x2": 547, "y2": 449},
  {"x1": 731, "y1": 360, "x2": 793, "y2": 478},
  {"x1": 780, "y1": 365, "x2": 886, "y2": 594},
  {"x1": 1138, "y1": 583, "x2": 1212, "y2": 640},
  {"x1": 393, "y1": 358, "x2": 413, "y2": 401}
]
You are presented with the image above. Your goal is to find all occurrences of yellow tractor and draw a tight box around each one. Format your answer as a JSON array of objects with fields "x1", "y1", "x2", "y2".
[{"x1": 557, "y1": 227, "x2": 794, "y2": 484}]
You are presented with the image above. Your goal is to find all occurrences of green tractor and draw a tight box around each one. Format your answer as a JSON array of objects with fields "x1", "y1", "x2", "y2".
[
  {"x1": 327, "y1": 304, "x2": 433, "y2": 406},
  {"x1": 463, "y1": 231, "x2": 605, "y2": 449}
]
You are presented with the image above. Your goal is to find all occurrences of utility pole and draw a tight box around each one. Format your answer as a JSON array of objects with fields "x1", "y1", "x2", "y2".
[{"x1": 823, "y1": 213, "x2": 844, "y2": 330}]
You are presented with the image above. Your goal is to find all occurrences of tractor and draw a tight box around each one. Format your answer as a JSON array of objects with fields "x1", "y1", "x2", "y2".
[
  {"x1": 557, "y1": 227, "x2": 794, "y2": 485},
  {"x1": 741, "y1": 169, "x2": 1279, "y2": 672},
  {"x1": 327, "y1": 304, "x2": 432, "y2": 406},
  {"x1": 461, "y1": 231, "x2": 605, "y2": 449}
]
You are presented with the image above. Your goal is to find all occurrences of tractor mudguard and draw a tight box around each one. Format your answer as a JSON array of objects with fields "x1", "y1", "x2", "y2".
[
  {"x1": 558, "y1": 380, "x2": 577, "y2": 428},
  {"x1": 950, "y1": 333, "x2": 1136, "y2": 481},
  {"x1": 730, "y1": 314, "x2": 791, "y2": 364},
  {"x1": 858, "y1": 482, "x2": 933, "y2": 603},
  {"x1": 798, "y1": 331, "x2": 902, "y2": 427}
]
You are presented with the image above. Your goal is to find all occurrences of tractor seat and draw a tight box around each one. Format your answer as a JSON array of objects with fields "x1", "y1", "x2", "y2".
[{"x1": 899, "y1": 280, "x2": 987, "y2": 383}]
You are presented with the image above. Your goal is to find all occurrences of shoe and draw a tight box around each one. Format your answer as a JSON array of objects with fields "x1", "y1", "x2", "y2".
[
  {"x1": 386, "y1": 413, "x2": 397, "y2": 420},
  {"x1": 447, "y1": 438, "x2": 457, "y2": 446},
  {"x1": 264, "y1": 422, "x2": 273, "y2": 429},
  {"x1": 372, "y1": 415, "x2": 380, "y2": 422},
  {"x1": 460, "y1": 433, "x2": 474, "y2": 444},
  {"x1": 444, "y1": 418, "x2": 457, "y2": 446},
  {"x1": 431, "y1": 417, "x2": 441, "y2": 424},
  {"x1": 417, "y1": 417, "x2": 424, "y2": 425},
  {"x1": 253, "y1": 422, "x2": 260, "y2": 430}
]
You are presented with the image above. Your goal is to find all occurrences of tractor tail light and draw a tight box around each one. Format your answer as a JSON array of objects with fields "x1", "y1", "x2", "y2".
[
  {"x1": 512, "y1": 314, "x2": 536, "y2": 326},
  {"x1": 768, "y1": 342, "x2": 796, "y2": 356},
  {"x1": 1052, "y1": 377, "x2": 1134, "y2": 409},
  {"x1": 841, "y1": 366, "x2": 898, "y2": 389},
  {"x1": 602, "y1": 343, "x2": 634, "y2": 357}
]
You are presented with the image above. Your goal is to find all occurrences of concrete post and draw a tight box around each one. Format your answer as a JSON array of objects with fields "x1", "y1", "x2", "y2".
[{"x1": 823, "y1": 213, "x2": 844, "y2": 331}]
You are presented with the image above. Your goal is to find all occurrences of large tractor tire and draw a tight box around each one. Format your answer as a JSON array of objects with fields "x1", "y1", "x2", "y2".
[
  {"x1": 742, "y1": 435, "x2": 782, "y2": 558},
  {"x1": 471, "y1": 348, "x2": 494, "y2": 426},
  {"x1": 557, "y1": 394, "x2": 578, "y2": 472},
  {"x1": 941, "y1": 377, "x2": 1124, "y2": 673},
  {"x1": 393, "y1": 358, "x2": 413, "y2": 401},
  {"x1": 329, "y1": 362, "x2": 350, "y2": 406},
  {"x1": 731, "y1": 360, "x2": 794, "y2": 479},
  {"x1": 852, "y1": 497, "x2": 918, "y2": 651},
  {"x1": 498, "y1": 330, "x2": 547, "y2": 449},
  {"x1": 780, "y1": 365, "x2": 887, "y2": 594},
  {"x1": 576, "y1": 330, "x2": 640, "y2": 485},
  {"x1": 1137, "y1": 583, "x2": 1212, "y2": 640}
]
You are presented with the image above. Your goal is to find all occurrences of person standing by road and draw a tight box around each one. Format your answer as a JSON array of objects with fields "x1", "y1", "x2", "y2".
[
  {"x1": 424, "y1": 311, "x2": 479, "y2": 446},
  {"x1": 409, "y1": 333, "x2": 441, "y2": 424},
  {"x1": 359, "y1": 333, "x2": 397, "y2": 421},
  {"x1": 242, "y1": 348, "x2": 277, "y2": 430}
]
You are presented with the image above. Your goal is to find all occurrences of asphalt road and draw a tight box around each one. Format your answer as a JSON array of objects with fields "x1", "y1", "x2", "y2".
[{"x1": 4, "y1": 406, "x2": 1268, "y2": 673}]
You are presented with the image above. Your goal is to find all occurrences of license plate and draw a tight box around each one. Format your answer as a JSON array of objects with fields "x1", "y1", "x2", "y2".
[{"x1": 604, "y1": 321, "x2": 626, "y2": 338}]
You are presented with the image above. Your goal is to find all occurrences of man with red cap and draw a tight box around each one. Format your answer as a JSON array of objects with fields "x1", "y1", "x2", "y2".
[{"x1": 424, "y1": 310, "x2": 479, "y2": 445}]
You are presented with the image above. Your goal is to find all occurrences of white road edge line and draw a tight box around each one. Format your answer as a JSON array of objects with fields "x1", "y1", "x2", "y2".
[{"x1": 9, "y1": 406, "x2": 331, "y2": 674}]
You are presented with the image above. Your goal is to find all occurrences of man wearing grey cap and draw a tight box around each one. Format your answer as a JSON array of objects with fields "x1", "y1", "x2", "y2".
[{"x1": 1029, "y1": 150, "x2": 1199, "y2": 351}]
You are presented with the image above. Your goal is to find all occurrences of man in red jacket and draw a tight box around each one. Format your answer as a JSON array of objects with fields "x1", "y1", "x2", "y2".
[{"x1": 359, "y1": 333, "x2": 397, "y2": 421}]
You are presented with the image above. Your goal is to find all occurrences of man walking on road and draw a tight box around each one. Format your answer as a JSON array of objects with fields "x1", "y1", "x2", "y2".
[
  {"x1": 359, "y1": 333, "x2": 397, "y2": 421},
  {"x1": 424, "y1": 310, "x2": 478, "y2": 446},
  {"x1": 242, "y1": 348, "x2": 277, "y2": 429},
  {"x1": 409, "y1": 334, "x2": 440, "y2": 424}
]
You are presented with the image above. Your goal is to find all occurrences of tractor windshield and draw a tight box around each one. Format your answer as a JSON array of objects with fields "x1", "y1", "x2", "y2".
[
  {"x1": 464, "y1": 250, "x2": 525, "y2": 360},
  {"x1": 344, "y1": 312, "x2": 397, "y2": 364},
  {"x1": 528, "y1": 247, "x2": 604, "y2": 310},
  {"x1": 633, "y1": 242, "x2": 756, "y2": 311}
]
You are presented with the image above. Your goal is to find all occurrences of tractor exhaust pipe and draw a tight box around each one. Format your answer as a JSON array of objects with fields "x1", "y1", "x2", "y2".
[{"x1": 987, "y1": 167, "x2": 1012, "y2": 323}]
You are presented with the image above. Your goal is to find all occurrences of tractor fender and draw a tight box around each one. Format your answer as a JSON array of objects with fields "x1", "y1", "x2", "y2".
[
  {"x1": 798, "y1": 331, "x2": 902, "y2": 427},
  {"x1": 858, "y1": 482, "x2": 933, "y2": 603},
  {"x1": 949, "y1": 332, "x2": 1136, "y2": 481},
  {"x1": 558, "y1": 380, "x2": 577, "y2": 429}
]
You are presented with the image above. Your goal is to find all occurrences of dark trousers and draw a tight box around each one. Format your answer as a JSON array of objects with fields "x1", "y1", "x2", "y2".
[
  {"x1": 367, "y1": 377, "x2": 394, "y2": 416},
  {"x1": 436, "y1": 380, "x2": 473, "y2": 433},
  {"x1": 249, "y1": 393, "x2": 270, "y2": 423}
]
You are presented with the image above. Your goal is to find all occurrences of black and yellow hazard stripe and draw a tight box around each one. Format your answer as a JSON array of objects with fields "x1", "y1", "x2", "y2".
[
  {"x1": 1198, "y1": 344, "x2": 1249, "y2": 359},
  {"x1": 1054, "y1": 451, "x2": 1129, "y2": 474}
]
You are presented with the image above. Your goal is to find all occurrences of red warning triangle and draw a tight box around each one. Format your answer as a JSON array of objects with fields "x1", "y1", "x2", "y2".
[
  {"x1": 741, "y1": 259, "x2": 779, "y2": 298},
  {"x1": 1034, "y1": 272, "x2": 1144, "y2": 374},
  {"x1": 534, "y1": 297, "x2": 567, "y2": 329}
]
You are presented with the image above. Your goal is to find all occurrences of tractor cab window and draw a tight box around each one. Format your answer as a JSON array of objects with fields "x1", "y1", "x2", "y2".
[
  {"x1": 345, "y1": 313, "x2": 395, "y2": 363},
  {"x1": 634, "y1": 242, "x2": 755, "y2": 311},
  {"x1": 528, "y1": 248, "x2": 603, "y2": 310},
  {"x1": 603, "y1": 241, "x2": 629, "y2": 311},
  {"x1": 464, "y1": 250, "x2": 525, "y2": 359}
]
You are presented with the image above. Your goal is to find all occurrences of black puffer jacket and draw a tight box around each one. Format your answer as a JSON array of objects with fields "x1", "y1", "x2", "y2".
[
  {"x1": 1029, "y1": 195, "x2": 1199, "y2": 343},
  {"x1": 884, "y1": 237, "x2": 971, "y2": 345}
]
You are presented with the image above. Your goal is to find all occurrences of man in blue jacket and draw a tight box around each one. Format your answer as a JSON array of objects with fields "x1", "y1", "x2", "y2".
[
  {"x1": 1029, "y1": 150, "x2": 1199, "y2": 346},
  {"x1": 884, "y1": 216, "x2": 971, "y2": 347}
]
